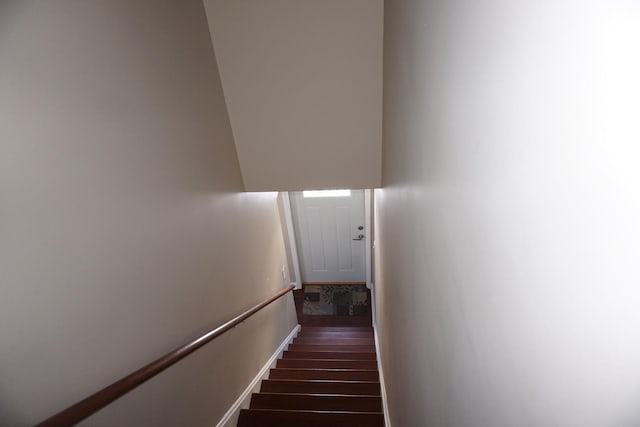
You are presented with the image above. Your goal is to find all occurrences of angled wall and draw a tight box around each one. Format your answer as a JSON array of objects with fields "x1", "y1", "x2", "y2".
[
  {"x1": 204, "y1": 0, "x2": 383, "y2": 191},
  {"x1": 0, "y1": 2, "x2": 296, "y2": 426},
  {"x1": 375, "y1": 1, "x2": 640, "y2": 426}
]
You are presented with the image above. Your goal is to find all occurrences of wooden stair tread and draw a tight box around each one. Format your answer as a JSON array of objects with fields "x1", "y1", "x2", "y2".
[
  {"x1": 284, "y1": 350, "x2": 377, "y2": 360},
  {"x1": 300, "y1": 326, "x2": 373, "y2": 333},
  {"x1": 260, "y1": 379, "x2": 381, "y2": 395},
  {"x1": 244, "y1": 323, "x2": 384, "y2": 425},
  {"x1": 293, "y1": 339, "x2": 375, "y2": 347},
  {"x1": 270, "y1": 368, "x2": 379, "y2": 381},
  {"x1": 288, "y1": 344, "x2": 376, "y2": 352},
  {"x1": 237, "y1": 409, "x2": 384, "y2": 427},
  {"x1": 262, "y1": 379, "x2": 381, "y2": 384},
  {"x1": 250, "y1": 392, "x2": 382, "y2": 412},
  {"x1": 296, "y1": 336, "x2": 374, "y2": 341},
  {"x1": 277, "y1": 358, "x2": 378, "y2": 369},
  {"x1": 300, "y1": 332, "x2": 372, "y2": 335},
  {"x1": 298, "y1": 331, "x2": 374, "y2": 337}
]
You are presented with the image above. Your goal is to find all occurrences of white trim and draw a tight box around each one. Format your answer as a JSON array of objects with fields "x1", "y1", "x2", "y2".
[
  {"x1": 215, "y1": 324, "x2": 301, "y2": 427},
  {"x1": 370, "y1": 282, "x2": 391, "y2": 426},
  {"x1": 364, "y1": 189, "x2": 373, "y2": 289},
  {"x1": 282, "y1": 192, "x2": 303, "y2": 289},
  {"x1": 373, "y1": 318, "x2": 392, "y2": 427}
]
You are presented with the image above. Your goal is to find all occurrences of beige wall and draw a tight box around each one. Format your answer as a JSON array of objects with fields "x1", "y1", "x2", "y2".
[
  {"x1": 376, "y1": 1, "x2": 640, "y2": 426},
  {"x1": 0, "y1": 2, "x2": 297, "y2": 426},
  {"x1": 204, "y1": 0, "x2": 383, "y2": 191}
]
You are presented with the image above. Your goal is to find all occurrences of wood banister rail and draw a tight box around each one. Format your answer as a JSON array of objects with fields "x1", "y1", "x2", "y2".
[{"x1": 37, "y1": 285, "x2": 295, "y2": 427}]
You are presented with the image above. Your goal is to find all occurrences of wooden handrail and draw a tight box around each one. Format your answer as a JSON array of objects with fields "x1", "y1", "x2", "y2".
[{"x1": 37, "y1": 285, "x2": 295, "y2": 427}]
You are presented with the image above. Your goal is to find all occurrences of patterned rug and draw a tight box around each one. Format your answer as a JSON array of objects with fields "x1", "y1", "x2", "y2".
[{"x1": 302, "y1": 285, "x2": 369, "y2": 316}]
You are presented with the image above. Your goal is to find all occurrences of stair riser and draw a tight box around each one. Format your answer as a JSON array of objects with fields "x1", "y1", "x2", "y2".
[
  {"x1": 288, "y1": 344, "x2": 376, "y2": 352},
  {"x1": 296, "y1": 335, "x2": 374, "y2": 341},
  {"x1": 277, "y1": 359, "x2": 378, "y2": 369},
  {"x1": 300, "y1": 327, "x2": 373, "y2": 332},
  {"x1": 237, "y1": 410, "x2": 384, "y2": 427},
  {"x1": 260, "y1": 380, "x2": 381, "y2": 395},
  {"x1": 284, "y1": 351, "x2": 376, "y2": 360},
  {"x1": 250, "y1": 393, "x2": 383, "y2": 412},
  {"x1": 269, "y1": 368, "x2": 379, "y2": 381},
  {"x1": 293, "y1": 338, "x2": 375, "y2": 346},
  {"x1": 300, "y1": 327, "x2": 373, "y2": 338}
]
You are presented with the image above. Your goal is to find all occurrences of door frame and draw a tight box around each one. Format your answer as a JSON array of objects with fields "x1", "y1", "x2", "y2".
[
  {"x1": 280, "y1": 192, "x2": 303, "y2": 289},
  {"x1": 280, "y1": 190, "x2": 373, "y2": 290},
  {"x1": 364, "y1": 189, "x2": 372, "y2": 290}
]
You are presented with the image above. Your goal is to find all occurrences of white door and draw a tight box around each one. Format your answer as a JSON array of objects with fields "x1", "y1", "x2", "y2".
[{"x1": 290, "y1": 190, "x2": 366, "y2": 283}]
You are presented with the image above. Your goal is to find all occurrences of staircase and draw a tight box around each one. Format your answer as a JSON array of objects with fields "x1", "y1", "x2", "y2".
[{"x1": 237, "y1": 325, "x2": 384, "y2": 427}]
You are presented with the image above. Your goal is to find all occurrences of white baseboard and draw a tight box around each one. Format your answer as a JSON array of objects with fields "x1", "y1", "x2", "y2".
[
  {"x1": 215, "y1": 324, "x2": 301, "y2": 427},
  {"x1": 373, "y1": 324, "x2": 392, "y2": 427}
]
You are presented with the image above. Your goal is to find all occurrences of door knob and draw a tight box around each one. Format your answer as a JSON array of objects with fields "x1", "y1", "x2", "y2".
[{"x1": 353, "y1": 234, "x2": 365, "y2": 241}]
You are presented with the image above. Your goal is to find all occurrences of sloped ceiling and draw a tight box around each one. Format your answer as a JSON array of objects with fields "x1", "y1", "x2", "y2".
[{"x1": 204, "y1": 0, "x2": 383, "y2": 191}]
